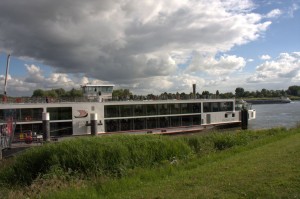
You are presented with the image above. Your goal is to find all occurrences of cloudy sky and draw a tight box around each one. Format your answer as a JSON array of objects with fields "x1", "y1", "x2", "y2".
[{"x1": 0, "y1": 0, "x2": 299, "y2": 96}]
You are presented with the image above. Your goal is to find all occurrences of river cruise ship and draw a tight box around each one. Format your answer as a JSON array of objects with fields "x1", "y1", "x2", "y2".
[{"x1": 0, "y1": 85, "x2": 256, "y2": 138}]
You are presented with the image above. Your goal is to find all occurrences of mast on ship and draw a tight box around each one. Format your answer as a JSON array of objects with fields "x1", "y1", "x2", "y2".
[{"x1": 3, "y1": 54, "x2": 10, "y2": 102}]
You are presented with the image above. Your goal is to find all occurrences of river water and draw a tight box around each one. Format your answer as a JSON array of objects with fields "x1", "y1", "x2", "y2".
[{"x1": 248, "y1": 101, "x2": 300, "y2": 130}]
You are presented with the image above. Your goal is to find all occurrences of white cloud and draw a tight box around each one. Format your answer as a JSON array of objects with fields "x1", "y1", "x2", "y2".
[
  {"x1": 188, "y1": 53, "x2": 246, "y2": 76},
  {"x1": 260, "y1": 54, "x2": 271, "y2": 60},
  {"x1": 288, "y1": 3, "x2": 299, "y2": 17},
  {"x1": 0, "y1": 0, "x2": 276, "y2": 95},
  {"x1": 265, "y1": 9, "x2": 282, "y2": 18},
  {"x1": 247, "y1": 52, "x2": 300, "y2": 83}
]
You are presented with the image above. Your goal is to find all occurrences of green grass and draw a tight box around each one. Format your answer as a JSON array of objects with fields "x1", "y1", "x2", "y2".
[{"x1": 1, "y1": 127, "x2": 300, "y2": 198}]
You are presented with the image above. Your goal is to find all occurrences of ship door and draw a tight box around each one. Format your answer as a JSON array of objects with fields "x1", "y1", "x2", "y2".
[{"x1": 206, "y1": 114, "x2": 211, "y2": 124}]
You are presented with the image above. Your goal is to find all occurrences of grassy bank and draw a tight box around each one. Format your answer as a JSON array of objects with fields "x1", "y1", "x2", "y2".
[{"x1": 1, "y1": 127, "x2": 300, "y2": 198}]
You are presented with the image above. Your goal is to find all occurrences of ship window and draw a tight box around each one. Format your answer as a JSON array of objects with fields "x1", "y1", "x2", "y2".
[
  {"x1": 120, "y1": 105, "x2": 133, "y2": 117},
  {"x1": 181, "y1": 103, "x2": 189, "y2": 114},
  {"x1": 105, "y1": 119, "x2": 119, "y2": 132},
  {"x1": 146, "y1": 104, "x2": 157, "y2": 116},
  {"x1": 134, "y1": 118, "x2": 145, "y2": 130},
  {"x1": 50, "y1": 122, "x2": 72, "y2": 136},
  {"x1": 19, "y1": 108, "x2": 43, "y2": 121},
  {"x1": 192, "y1": 115, "x2": 201, "y2": 125},
  {"x1": 146, "y1": 117, "x2": 157, "y2": 129},
  {"x1": 211, "y1": 102, "x2": 220, "y2": 112},
  {"x1": 104, "y1": 105, "x2": 120, "y2": 118},
  {"x1": 170, "y1": 116, "x2": 181, "y2": 127},
  {"x1": 203, "y1": 102, "x2": 210, "y2": 112},
  {"x1": 204, "y1": 102, "x2": 233, "y2": 112},
  {"x1": 225, "y1": 114, "x2": 228, "y2": 118},
  {"x1": 158, "y1": 104, "x2": 169, "y2": 115},
  {"x1": 47, "y1": 107, "x2": 72, "y2": 120},
  {"x1": 120, "y1": 119, "x2": 133, "y2": 131},
  {"x1": 232, "y1": 113, "x2": 235, "y2": 117},
  {"x1": 182, "y1": 116, "x2": 192, "y2": 126},
  {"x1": 134, "y1": 104, "x2": 145, "y2": 116},
  {"x1": 158, "y1": 117, "x2": 169, "y2": 128},
  {"x1": 192, "y1": 103, "x2": 201, "y2": 113},
  {"x1": 170, "y1": 104, "x2": 181, "y2": 114},
  {"x1": 220, "y1": 102, "x2": 233, "y2": 111}
]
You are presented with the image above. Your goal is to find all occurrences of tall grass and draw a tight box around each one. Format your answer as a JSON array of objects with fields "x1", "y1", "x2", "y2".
[
  {"x1": 0, "y1": 135, "x2": 192, "y2": 186},
  {"x1": 0, "y1": 127, "x2": 295, "y2": 189}
]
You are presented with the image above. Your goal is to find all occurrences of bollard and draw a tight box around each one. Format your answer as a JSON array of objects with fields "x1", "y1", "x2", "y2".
[
  {"x1": 241, "y1": 109, "x2": 248, "y2": 130},
  {"x1": 43, "y1": 112, "x2": 50, "y2": 142},
  {"x1": 90, "y1": 113, "x2": 98, "y2": 136}
]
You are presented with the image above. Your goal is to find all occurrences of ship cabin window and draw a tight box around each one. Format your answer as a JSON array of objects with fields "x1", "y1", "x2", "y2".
[
  {"x1": 50, "y1": 122, "x2": 72, "y2": 136},
  {"x1": 0, "y1": 108, "x2": 43, "y2": 122},
  {"x1": 192, "y1": 115, "x2": 201, "y2": 125},
  {"x1": 170, "y1": 116, "x2": 181, "y2": 127},
  {"x1": 192, "y1": 103, "x2": 201, "y2": 113},
  {"x1": 220, "y1": 102, "x2": 233, "y2": 111},
  {"x1": 180, "y1": 103, "x2": 201, "y2": 114},
  {"x1": 120, "y1": 119, "x2": 133, "y2": 131},
  {"x1": 105, "y1": 120, "x2": 119, "y2": 132},
  {"x1": 134, "y1": 118, "x2": 145, "y2": 130},
  {"x1": 181, "y1": 103, "x2": 189, "y2": 114},
  {"x1": 120, "y1": 105, "x2": 133, "y2": 117},
  {"x1": 170, "y1": 104, "x2": 181, "y2": 114},
  {"x1": 134, "y1": 104, "x2": 145, "y2": 116},
  {"x1": 158, "y1": 104, "x2": 169, "y2": 115},
  {"x1": 104, "y1": 114, "x2": 201, "y2": 132},
  {"x1": 159, "y1": 117, "x2": 169, "y2": 128},
  {"x1": 232, "y1": 113, "x2": 235, "y2": 117},
  {"x1": 225, "y1": 113, "x2": 228, "y2": 118},
  {"x1": 146, "y1": 117, "x2": 157, "y2": 129},
  {"x1": 47, "y1": 107, "x2": 72, "y2": 120},
  {"x1": 182, "y1": 116, "x2": 192, "y2": 126},
  {"x1": 20, "y1": 108, "x2": 43, "y2": 121},
  {"x1": 203, "y1": 102, "x2": 233, "y2": 113},
  {"x1": 105, "y1": 105, "x2": 120, "y2": 118},
  {"x1": 146, "y1": 104, "x2": 157, "y2": 115}
]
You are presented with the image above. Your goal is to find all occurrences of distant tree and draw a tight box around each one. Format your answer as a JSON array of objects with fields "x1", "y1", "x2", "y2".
[
  {"x1": 68, "y1": 88, "x2": 83, "y2": 97},
  {"x1": 202, "y1": 91, "x2": 210, "y2": 95},
  {"x1": 32, "y1": 89, "x2": 45, "y2": 97},
  {"x1": 216, "y1": 90, "x2": 219, "y2": 96},
  {"x1": 219, "y1": 92, "x2": 234, "y2": 99},
  {"x1": 46, "y1": 90, "x2": 58, "y2": 98},
  {"x1": 243, "y1": 91, "x2": 250, "y2": 98},
  {"x1": 54, "y1": 88, "x2": 66, "y2": 97},
  {"x1": 235, "y1": 87, "x2": 244, "y2": 98},
  {"x1": 113, "y1": 89, "x2": 132, "y2": 99},
  {"x1": 287, "y1": 85, "x2": 300, "y2": 96},
  {"x1": 180, "y1": 92, "x2": 186, "y2": 99}
]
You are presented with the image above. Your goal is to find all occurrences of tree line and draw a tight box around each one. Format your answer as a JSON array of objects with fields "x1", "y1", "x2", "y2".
[
  {"x1": 32, "y1": 88, "x2": 83, "y2": 98},
  {"x1": 235, "y1": 85, "x2": 300, "y2": 98},
  {"x1": 29, "y1": 85, "x2": 300, "y2": 99},
  {"x1": 111, "y1": 85, "x2": 300, "y2": 100}
]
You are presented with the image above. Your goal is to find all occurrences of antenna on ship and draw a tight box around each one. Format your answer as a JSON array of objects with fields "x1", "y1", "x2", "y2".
[{"x1": 3, "y1": 54, "x2": 10, "y2": 102}]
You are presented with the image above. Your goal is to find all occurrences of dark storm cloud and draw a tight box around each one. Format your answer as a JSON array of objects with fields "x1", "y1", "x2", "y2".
[{"x1": 0, "y1": 0, "x2": 270, "y2": 84}]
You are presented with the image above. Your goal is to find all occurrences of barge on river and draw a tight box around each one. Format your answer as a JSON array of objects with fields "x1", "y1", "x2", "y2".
[{"x1": 0, "y1": 85, "x2": 256, "y2": 138}]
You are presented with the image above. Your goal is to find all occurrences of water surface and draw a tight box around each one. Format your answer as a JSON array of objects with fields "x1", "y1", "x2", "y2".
[{"x1": 249, "y1": 101, "x2": 300, "y2": 129}]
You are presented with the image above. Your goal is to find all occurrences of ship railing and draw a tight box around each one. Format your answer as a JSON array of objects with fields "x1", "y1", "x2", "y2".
[
  {"x1": 1, "y1": 97, "x2": 93, "y2": 104},
  {"x1": 1, "y1": 95, "x2": 235, "y2": 104}
]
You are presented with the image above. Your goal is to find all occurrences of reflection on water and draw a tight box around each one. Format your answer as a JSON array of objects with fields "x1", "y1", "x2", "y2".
[{"x1": 249, "y1": 101, "x2": 300, "y2": 130}]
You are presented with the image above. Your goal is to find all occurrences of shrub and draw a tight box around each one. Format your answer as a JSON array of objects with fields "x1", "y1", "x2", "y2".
[{"x1": 0, "y1": 135, "x2": 192, "y2": 186}]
